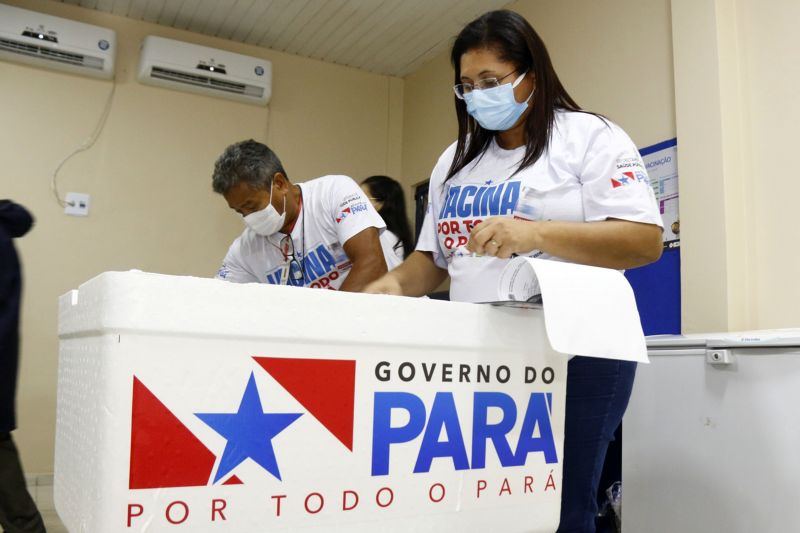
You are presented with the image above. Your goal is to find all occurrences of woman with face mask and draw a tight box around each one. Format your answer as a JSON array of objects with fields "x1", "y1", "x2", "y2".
[{"x1": 365, "y1": 10, "x2": 663, "y2": 533}]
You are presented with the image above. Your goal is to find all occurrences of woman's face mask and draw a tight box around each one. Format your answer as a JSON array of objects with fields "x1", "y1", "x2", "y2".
[
  {"x1": 244, "y1": 180, "x2": 286, "y2": 236},
  {"x1": 463, "y1": 71, "x2": 533, "y2": 131}
]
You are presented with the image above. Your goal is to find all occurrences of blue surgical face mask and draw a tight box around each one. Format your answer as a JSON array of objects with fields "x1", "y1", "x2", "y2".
[{"x1": 463, "y1": 72, "x2": 533, "y2": 131}]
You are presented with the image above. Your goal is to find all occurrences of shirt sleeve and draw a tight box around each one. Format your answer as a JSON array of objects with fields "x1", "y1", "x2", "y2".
[
  {"x1": 414, "y1": 143, "x2": 456, "y2": 269},
  {"x1": 379, "y1": 230, "x2": 404, "y2": 270},
  {"x1": 327, "y1": 176, "x2": 386, "y2": 245},
  {"x1": 215, "y1": 238, "x2": 259, "y2": 283},
  {"x1": 578, "y1": 120, "x2": 664, "y2": 228},
  {"x1": 415, "y1": 202, "x2": 448, "y2": 269}
]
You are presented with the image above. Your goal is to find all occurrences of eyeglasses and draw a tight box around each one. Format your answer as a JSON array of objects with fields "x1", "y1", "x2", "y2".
[
  {"x1": 279, "y1": 234, "x2": 305, "y2": 284},
  {"x1": 453, "y1": 70, "x2": 520, "y2": 100}
]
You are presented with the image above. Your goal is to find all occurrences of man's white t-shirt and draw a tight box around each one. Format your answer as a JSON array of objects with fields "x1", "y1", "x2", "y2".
[
  {"x1": 379, "y1": 229, "x2": 404, "y2": 270},
  {"x1": 417, "y1": 110, "x2": 664, "y2": 303},
  {"x1": 216, "y1": 175, "x2": 386, "y2": 290}
]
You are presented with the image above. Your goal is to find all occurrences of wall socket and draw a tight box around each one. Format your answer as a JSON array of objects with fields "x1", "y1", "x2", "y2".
[{"x1": 64, "y1": 192, "x2": 90, "y2": 216}]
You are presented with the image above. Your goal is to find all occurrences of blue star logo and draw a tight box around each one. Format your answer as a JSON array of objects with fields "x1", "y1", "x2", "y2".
[{"x1": 196, "y1": 373, "x2": 302, "y2": 483}]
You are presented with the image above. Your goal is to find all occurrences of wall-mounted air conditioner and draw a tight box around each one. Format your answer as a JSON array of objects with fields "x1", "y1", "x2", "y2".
[
  {"x1": 137, "y1": 36, "x2": 271, "y2": 106},
  {"x1": 0, "y1": 3, "x2": 115, "y2": 79}
]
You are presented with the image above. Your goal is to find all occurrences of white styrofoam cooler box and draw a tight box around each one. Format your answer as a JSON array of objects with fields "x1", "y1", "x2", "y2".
[{"x1": 55, "y1": 272, "x2": 570, "y2": 532}]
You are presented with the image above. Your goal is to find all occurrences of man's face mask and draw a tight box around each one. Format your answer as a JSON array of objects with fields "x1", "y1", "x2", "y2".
[{"x1": 244, "y1": 179, "x2": 286, "y2": 236}]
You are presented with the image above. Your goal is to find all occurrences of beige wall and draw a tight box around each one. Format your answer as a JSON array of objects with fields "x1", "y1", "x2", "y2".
[
  {"x1": 737, "y1": 0, "x2": 800, "y2": 329},
  {"x1": 673, "y1": 0, "x2": 800, "y2": 332},
  {"x1": 510, "y1": 0, "x2": 676, "y2": 147},
  {"x1": 671, "y1": 0, "x2": 739, "y2": 332},
  {"x1": 401, "y1": 51, "x2": 457, "y2": 190},
  {"x1": 0, "y1": 0, "x2": 402, "y2": 472}
]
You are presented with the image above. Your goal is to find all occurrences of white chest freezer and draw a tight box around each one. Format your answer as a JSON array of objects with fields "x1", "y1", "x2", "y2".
[{"x1": 622, "y1": 329, "x2": 800, "y2": 533}]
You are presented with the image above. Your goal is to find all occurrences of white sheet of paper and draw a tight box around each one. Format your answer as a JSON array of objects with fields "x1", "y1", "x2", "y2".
[
  {"x1": 498, "y1": 257, "x2": 649, "y2": 363},
  {"x1": 497, "y1": 256, "x2": 541, "y2": 301}
]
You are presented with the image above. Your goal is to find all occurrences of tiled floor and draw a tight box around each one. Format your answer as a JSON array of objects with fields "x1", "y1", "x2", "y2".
[
  {"x1": 42, "y1": 509, "x2": 68, "y2": 533},
  {"x1": 25, "y1": 474, "x2": 68, "y2": 532}
]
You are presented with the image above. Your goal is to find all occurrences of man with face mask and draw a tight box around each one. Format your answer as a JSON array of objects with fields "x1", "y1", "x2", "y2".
[{"x1": 213, "y1": 139, "x2": 389, "y2": 291}]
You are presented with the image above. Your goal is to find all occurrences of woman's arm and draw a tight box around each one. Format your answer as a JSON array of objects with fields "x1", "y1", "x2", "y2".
[
  {"x1": 362, "y1": 251, "x2": 449, "y2": 296},
  {"x1": 468, "y1": 217, "x2": 662, "y2": 269}
]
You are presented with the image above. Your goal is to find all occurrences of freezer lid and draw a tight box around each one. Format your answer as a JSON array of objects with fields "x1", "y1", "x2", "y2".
[
  {"x1": 647, "y1": 328, "x2": 800, "y2": 350},
  {"x1": 646, "y1": 333, "x2": 707, "y2": 349},
  {"x1": 706, "y1": 329, "x2": 800, "y2": 348}
]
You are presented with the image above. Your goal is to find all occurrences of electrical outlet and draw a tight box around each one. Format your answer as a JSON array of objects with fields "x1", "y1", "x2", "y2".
[{"x1": 64, "y1": 192, "x2": 90, "y2": 216}]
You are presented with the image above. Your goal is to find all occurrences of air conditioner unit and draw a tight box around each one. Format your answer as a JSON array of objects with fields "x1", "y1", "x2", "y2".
[
  {"x1": 0, "y1": 3, "x2": 115, "y2": 79},
  {"x1": 137, "y1": 36, "x2": 271, "y2": 106}
]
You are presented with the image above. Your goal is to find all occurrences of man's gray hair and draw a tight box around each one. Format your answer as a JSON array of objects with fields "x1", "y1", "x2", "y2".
[{"x1": 212, "y1": 139, "x2": 288, "y2": 194}]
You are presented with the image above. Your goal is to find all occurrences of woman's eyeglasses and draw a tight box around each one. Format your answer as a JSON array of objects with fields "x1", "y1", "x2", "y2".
[{"x1": 453, "y1": 70, "x2": 517, "y2": 100}]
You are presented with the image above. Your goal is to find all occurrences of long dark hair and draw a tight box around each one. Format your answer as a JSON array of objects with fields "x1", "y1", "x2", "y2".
[
  {"x1": 447, "y1": 10, "x2": 583, "y2": 180},
  {"x1": 361, "y1": 176, "x2": 413, "y2": 258}
]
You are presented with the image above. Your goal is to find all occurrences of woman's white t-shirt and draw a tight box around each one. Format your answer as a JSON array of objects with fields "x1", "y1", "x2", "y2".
[
  {"x1": 379, "y1": 229, "x2": 404, "y2": 270},
  {"x1": 416, "y1": 111, "x2": 664, "y2": 303}
]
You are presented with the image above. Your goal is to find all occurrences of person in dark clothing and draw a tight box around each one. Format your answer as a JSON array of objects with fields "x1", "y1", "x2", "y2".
[{"x1": 0, "y1": 200, "x2": 45, "y2": 533}]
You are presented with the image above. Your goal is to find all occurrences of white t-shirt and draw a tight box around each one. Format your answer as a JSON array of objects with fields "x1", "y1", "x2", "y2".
[
  {"x1": 379, "y1": 229, "x2": 404, "y2": 270},
  {"x1": 417, "y1": 110, "x2": 664, "y2": 303},
  {"x1": 216, "y1": 175, "x2": 386, "y2": 290}
]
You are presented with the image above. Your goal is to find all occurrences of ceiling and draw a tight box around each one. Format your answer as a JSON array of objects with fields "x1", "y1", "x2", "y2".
[{"x1": 57, "y1": 0, "x2": 511, "y2": 77}]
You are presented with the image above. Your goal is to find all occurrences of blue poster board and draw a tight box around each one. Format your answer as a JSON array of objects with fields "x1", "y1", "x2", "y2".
[
  {"x1": 625, "y1": 248, "x2": 681, "y2": 335},
  {"x1": 624, "y1": 138, "x2": 681, "y2": 335}
]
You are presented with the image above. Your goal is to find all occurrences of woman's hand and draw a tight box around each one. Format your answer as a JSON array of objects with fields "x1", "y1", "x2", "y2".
[
  {"x1": 361, "y1": 251, "x2": 449, "y2": 297},
  {"x1": 362, "y1": 274, "x2": 404, "y2": 295},
  {"x1": 467, "y1": 217, "x2": 540, "y2": 258},
  {"x1": 468, "y1": 217, "x2": 663, "y2": 269}
]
